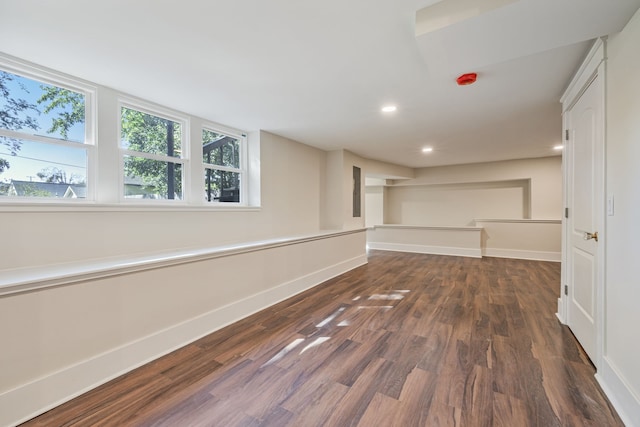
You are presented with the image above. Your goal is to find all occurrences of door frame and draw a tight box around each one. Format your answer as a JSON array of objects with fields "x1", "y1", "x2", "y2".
[{"x1": 558, "y1": 38, "x2": 606, "y2": 369}]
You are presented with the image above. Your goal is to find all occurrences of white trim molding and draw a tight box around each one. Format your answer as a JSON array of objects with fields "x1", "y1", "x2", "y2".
[
  {"x1": 367, "y1": 225, "x2": 483, "y2": 259},
  {"x1": 561, "y1": 38, "x2": 605, "y2": 112},
  {"x1": 560, "y1": 36, "x2": 607, "y2": 371},
  {"x1": 0, "y1": 229, "x2": 365, "y2": 296},
  {"x1": 369, "y1": 224, "x2": 482, "y2": 231},
  {"x1": 597, "y1": 357, "x2": 640, "y2": 427},
  {"x1": 482, "y1": 248, "x2": 561, "y2": 262},
  {"x1": 0, "y1": 52, "x2": 258, "y2": 210},
  {"x1": 0, "y1": 230, "x2": 367, "y2": 427},
  {"x1": 368, "y1": 242, "x2": 482, "y2": 258},
  {"x1": 367, "y1": 223, "x2": 561, "y2": 261},
  {"x1": 474, "y1": 218, "x2": 561, "y2": 224}
]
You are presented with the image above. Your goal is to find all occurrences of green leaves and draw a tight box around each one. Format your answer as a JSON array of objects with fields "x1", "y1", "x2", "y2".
[
  {"x1": 121, "y1": 107, "x2": 182, "y2": 199},
  {"x1": 37, "y1": 86, "x2": 85, "y2": 140},
  {"x1": 0, "y1": 71, "x2": 40, "y2": 172},
  {"x1": 0, "y1": 71, "x2": 40, "y2": 136},
  {"x1": 121, "y1": 107, "x2": 181, "y2": 156}
]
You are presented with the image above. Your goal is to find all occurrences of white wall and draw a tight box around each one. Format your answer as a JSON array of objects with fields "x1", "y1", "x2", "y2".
[
  {"x1": 387, "y1": 156, "x2": 562, "y2": 222},
  {"x1": 475, "y1": 219, "x2": 561, "y2": 261},
  {"x1": 602, "y1": 8, "x2": 640, "y2": 424},
  {"x1": 0, "y1": 231, "x2": 367, "y2": 427},
  {"x1": 363, "y1": 156, "x2": 563, "y2": 228},
  {"x1": 367, "y1": 225, "x2": 483, "y2": 258},
  {"x1": 322, "y1": 150, "x2": 344, "y2": 230},
  {"x1": 322, "y1": 149, "x2": 367, "y2": 230},
  {"x1": 259, "y1": 131, "x2": 326, "y2": 234},
  {"x1": 362, "y1": 156, "x2": 562, "y2": 260},
  {"x1": 386, "y1": 181, "x2": 527, "y2": 226},
  {"x1": 343, "y1": 150, "x2": 367, "y2": 230},
  {"x1": 365, "y1": 186, "x2": 384, "y2": 227},
  {"x1": 1, "y1": 131, "x2": 325, "y2": 271},
  {"x1": 363, "y1": 158, "x2": 413, "y2": 228},
  {"x1": 0, "y1": 131, "x2": 369, "y2": 426},
  {"x1": 365, "y1": 158, "x2": 414, "y2": 179}
]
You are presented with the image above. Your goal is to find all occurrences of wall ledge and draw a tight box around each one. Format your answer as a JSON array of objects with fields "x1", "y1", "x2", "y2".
[
  {"x1": 368, "y1": 242, "x2": 482, "y2": 258},
  {"x1": 371, "y1": 224, "x2": 482, "y2": 231},
  {"x1": 0, "y1": 229, "x2": 365, "y2": 297},
  {"x1": 474, "y1": 218, "x2": 561, "y2": 224},
  {"x1": 483, "y1": 248, "x2": 561, "y2": 262},
  {"x1": 382, "y1": 178, "x2": 528, "y2": 188},
  {"x1": 0, "y1": 253, "x2": 367, "y2": 427},
  {"x1": 0, "y1": 202, "x2": 263, "y2": 213}
]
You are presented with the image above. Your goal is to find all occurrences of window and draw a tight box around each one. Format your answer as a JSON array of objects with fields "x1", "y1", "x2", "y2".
[
  {"x1": 120, "y1": 104, "x2": 186, "y2": 201},
  {"x1": 0, "y1": 68, "x2": 91, "y2": 199},
  {"x1": 1, "y1": 54, "x2": 254, "y2": 208},
  {"x1": 202, "y1": 128, "x2": 243, "y2": 203}
]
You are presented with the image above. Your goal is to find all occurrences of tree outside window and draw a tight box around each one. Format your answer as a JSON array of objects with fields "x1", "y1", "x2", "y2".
[
  {"x1": 203, "y1": 128, "x2": 241, "y2": 203},
  {"x1": 120, "y1": 106, "x2": 184, "y2": 200}
]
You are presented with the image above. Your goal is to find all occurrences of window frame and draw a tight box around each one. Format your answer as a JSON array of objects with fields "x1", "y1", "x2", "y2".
[
  {"x1": 0, "y1": 56, "x2": 97, "y2": 203},
  {"x1": 117, "y1": 97, "x2": 190, "y2": 204},
  {"x1": 201, "y1": 124, "x2": 247, "y2": 205},
  {"x1": 0, "y1": 53, "x2": 257, "y2": 210}
]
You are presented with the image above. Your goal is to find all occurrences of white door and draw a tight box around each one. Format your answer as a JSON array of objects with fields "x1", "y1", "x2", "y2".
[{"x1": 565, "y1": 73, "x2": 604, "y2": 365}]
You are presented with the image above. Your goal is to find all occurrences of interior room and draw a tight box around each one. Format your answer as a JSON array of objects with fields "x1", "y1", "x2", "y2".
[{"x1": 1, "y1": 0, "x2": 639, "y2": 425}]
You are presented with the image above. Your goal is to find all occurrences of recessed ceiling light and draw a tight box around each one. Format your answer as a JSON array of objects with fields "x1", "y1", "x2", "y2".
[
  {"x1": 422, "y1": 147, "x2": 433, "y2": 153},
  {"x1": 554, "y1": 145, "x2": 563, "y2": 150},
  {"x1": 381, "y1": 105, "x2": 397, "y2": 113}
]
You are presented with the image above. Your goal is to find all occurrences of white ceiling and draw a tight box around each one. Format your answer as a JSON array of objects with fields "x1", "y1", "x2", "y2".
[{"x1": 1, "y1": 0, "x2": 639, "y2": 169}]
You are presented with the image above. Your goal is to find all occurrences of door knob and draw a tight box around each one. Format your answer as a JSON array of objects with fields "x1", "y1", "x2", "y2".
[{"x1": 584, "y1": 231, "x2": 598, "y2": 242}]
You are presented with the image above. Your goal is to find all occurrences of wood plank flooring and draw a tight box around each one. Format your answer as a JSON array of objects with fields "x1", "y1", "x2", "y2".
[{"x1": 20, "y1": 251, "x2": 623, "y2": 426}]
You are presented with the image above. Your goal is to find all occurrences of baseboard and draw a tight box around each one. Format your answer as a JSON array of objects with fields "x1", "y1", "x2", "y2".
[
  {"x1": 366, "y1": 243, "x2": 560, "y2": 262},
  {"x1": 596, "y1": 357, "x2": 640, "y2": 427},
  {"x1": 0, "y1": 254, "x2": 367, "y2": 427},
  {"x1": 483, "y1": 248, "x2": 561, "y2": 262},
  {"x1": 556, "y1": 298, "x2": 566, "y2": 324},
  {"x1": 367, "y1": 242, "x2": 481, "y2": 258}
]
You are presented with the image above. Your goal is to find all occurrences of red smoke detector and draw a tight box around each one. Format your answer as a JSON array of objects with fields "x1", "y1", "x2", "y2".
[{"x1": 456, "y1": 73, "x2": 477, "y2": 86}]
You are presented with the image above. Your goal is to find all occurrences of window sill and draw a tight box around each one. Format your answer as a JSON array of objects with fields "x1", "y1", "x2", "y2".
[{"x1": 0, "y1": 201, "x2": 262, "y2": 213}]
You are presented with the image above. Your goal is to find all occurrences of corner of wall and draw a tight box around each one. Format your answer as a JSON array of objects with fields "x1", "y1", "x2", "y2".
[
  {"x1": 322, "y1": 150, "x2": 345, "y2": 229},
  {"x1": 247, "y1": 131, "x2": 262, "y2": 207},
  {"x1": 597, "y1": 358, "x2": 640, "y2": 427}
]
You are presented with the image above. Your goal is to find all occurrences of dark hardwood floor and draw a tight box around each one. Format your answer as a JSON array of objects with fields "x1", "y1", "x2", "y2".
[{"x1": 21, "y1": 251, "x2": 623, "y2": 426}]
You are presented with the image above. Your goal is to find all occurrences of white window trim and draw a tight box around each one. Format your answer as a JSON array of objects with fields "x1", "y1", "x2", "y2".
[
  {"x1": 117, "y1": 97, "x2": 190, "y2": 204},
  {"x1": 0, "y1": 53, "x2": 257, "y2": 210},
  {"x1": 0, "y1": 54, "x2": 97, "y2": 203},
  {"x1": 121, "y1": 149, "x2": 188, "y2": 165},
  {"x1": 202, "y1": 124, "x2": 247, "y2": 206},
  {"x1": 0, "y1": 129, "x2": 87, "y2": 149}
]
